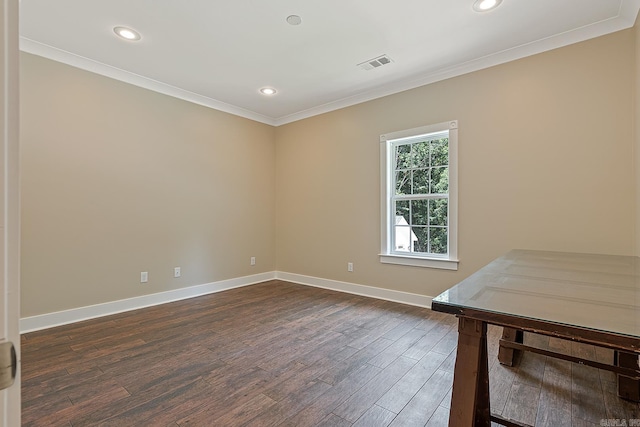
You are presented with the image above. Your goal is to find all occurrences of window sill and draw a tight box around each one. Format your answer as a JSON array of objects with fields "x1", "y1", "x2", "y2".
[{"x1": 379, "y1": 254, "x2": 459, "y2": 270}]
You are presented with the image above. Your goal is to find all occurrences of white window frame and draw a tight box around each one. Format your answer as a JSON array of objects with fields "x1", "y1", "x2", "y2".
[{"x1": 379, "y1": 120, "x2": 459, "y2": 270}]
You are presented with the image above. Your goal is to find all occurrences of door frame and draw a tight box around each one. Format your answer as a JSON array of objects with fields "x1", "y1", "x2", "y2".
[{"x1": 1, "y1": 0, "x2": 21, "y2": 424}]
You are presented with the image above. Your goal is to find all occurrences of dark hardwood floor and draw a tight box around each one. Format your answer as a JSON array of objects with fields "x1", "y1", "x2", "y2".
[{"x1": 21, "y1": 280, "x2": 639, "y2": 426}]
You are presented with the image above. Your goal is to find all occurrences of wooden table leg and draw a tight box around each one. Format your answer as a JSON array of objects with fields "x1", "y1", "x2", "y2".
[
  {"x1": 615, "y1": 351, "x2": 640, "y2": 402},
  {"x1": 449, "y1": 317, "x2": 491, "y2": 427},
  {"x1": 498, "y1": 327, "x2": 523, "y2": 367}
]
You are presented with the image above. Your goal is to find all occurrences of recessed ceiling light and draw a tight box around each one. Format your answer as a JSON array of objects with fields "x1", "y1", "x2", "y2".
[
  {"x1": 260, "y1": 87, "x2": 277, "y2": 96},
  {"x1": 286, "y1": 15, "x2": 302, "y2": 26},
  {"x1": 472, "y1": 0, "x2": 502, "y2": 12},
  {"x1": 113, "y1": 26, "x2": 141, "y2": 41}
]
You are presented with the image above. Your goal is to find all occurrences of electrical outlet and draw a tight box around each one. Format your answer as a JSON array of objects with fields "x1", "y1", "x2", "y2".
[
  {"x1": 174, "y1": 267, "x2": 181, "y2": 278},
  {"x1": 347, "y1": 262, "x2": 353, "y2": 272},
  {"x1": 251, "y1": 257, "x2": 256, "y2": 266},
  {"x1": 141, "y1": 271, "x2": 148, "y2": 283}
]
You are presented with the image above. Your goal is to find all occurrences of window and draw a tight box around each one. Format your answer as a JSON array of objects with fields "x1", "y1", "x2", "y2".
[{"x1": 380, "y1": 120, "x2": 458, "y2": 270}]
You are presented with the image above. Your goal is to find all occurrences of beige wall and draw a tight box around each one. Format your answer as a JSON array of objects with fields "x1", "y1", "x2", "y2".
[
  {"x1": 275, "y1": 30, "x2": 635, "y2": 298},
  {"x1": 20, "y1": 53, "x2": 276, "y2": 317},
  {"x1": 21, "y1": 26, "x2": 638, "y2": 318}
]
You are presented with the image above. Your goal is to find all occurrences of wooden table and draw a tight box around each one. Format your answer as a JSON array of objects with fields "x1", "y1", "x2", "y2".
[{"x1": 431, "y1": 249, "x2": 640, "y2": 427}]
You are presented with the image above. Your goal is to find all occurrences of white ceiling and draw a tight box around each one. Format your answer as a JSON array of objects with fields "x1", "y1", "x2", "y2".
[{"x1": 19, "y1": 0, "x2": 640, "y2": 126}]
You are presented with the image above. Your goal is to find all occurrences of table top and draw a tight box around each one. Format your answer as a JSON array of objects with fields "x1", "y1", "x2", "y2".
[{"x1": 431, "y1": 250, "x2": 640, "y2": 340}]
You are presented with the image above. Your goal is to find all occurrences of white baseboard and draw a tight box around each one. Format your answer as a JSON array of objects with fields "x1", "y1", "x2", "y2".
[
  {"x1": 20, "y1": 271, "x2": 433, "y2": 333},
  {"x1": 275, "y1": 271, "x2": 433, "y2": 308},
  {"x1": 20, "y1": 272, "x2": 276, "y2": 333}
]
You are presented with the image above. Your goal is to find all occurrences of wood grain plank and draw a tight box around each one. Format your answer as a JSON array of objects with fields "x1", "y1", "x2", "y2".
[
  {"x1": 209, "y1": 393, "x2": 277, "y2": 426},
  {"x1": 315, "y1": 413, "x2": 353, "y2": 427},
  {"x1": 352, "y1": 405, "x2": 396, "y2": 427},
  {"x1": 281, "y1": 363, "x2": 381, "y2": 426},
  {"x1": 502, "y1": 382, "x2": 541, "y2": 426},
  {"x1": 367, "y1": 328, "x2": 428, "y2": 369},
  {"x1": 426, "y1": 405, "x2": 450, "y2": 427},
  {"x1": 333, "y1": 356, "x2": 417, "y2": 422},
  {"x1": 21, "y1": 280, "x2": 636, "y2": 426},
  {"x1": 254, "y1": 379, "x2": 332, "y2": 426},
  {"x1": 376, "y1": 350, "x2": 448, "y2": 414},
  {"x1": 316, "y1": 337, "x2": 392, "y2": 385},
  {"x1": 388, "y1": 369, "x2": 453, "y2": 427},
  {"x1": 534, "y1": 365, "x2": 572, "y2": 427},
  {"x1": 572, "y1": 364, "x2": 607, "y2": 423}
]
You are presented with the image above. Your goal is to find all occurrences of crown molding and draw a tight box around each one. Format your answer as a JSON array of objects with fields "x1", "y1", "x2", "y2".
[
  {"x1": 19, "y1": 0, "x2": 640, "y2": 127},
  {"x1": 273, "y1": 3, "x2": 640, "y2": 125},
  {"x1": 19, "y1": 37, "x2": 278, "y2": 126}
]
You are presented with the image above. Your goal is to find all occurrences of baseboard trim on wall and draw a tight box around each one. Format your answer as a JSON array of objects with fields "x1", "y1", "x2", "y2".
[
  {"x1": 20, "y1": 271, "x2": 434, "y2": 333},
  {"x1": 20, "y1": 272, "x2": 277, "y2": 333},
  {"x1": 275, "y1": 271, "x2": 433, "y2": 309}
]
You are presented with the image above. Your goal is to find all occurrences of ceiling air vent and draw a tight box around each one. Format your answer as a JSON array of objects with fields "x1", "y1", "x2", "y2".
[{"x1": 357, "y1": 54, "x2": 393, "y2": 71}]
